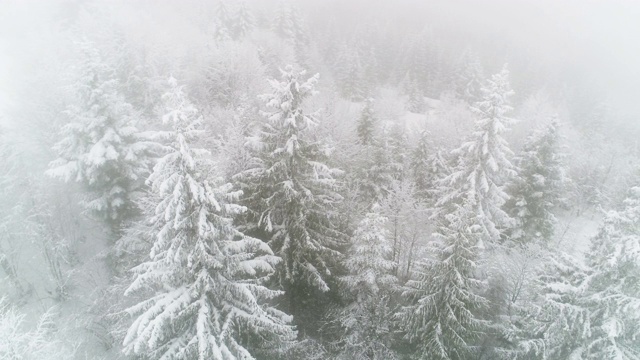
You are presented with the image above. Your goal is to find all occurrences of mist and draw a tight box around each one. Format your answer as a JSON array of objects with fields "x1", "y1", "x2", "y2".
[{"x1": 1, "y1": 1, "x2": 639, "y2": 359}]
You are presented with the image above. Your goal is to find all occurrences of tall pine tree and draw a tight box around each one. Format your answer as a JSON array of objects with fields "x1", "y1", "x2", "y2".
[
  {"x1": 505, "y1": 119, "x2": 565, "y2": 243},
  {"x1": 356, "y1": 98, "x2": 377, "y2": 146},
  {"x1": 123, "y1": 78, "x2": 295, "y2": 360},
  {"x1": 235, "y1": 66, "x2": 345, "y2": 328},
  {"x1": 400, "y1": 203, "x2": 489, "y2": 360},
  {"x1": 435, "y1": 65, "x2": 516, "y2": 248},
  {"x1": 583, "y1": 185, "x2": 640, "y2": 358},
  {"x1": 47, "y1": 39, "x2": 155, "y2": 233},
  {"x1": 333, "y1": 204, "x2": 398, "y2": 360}
]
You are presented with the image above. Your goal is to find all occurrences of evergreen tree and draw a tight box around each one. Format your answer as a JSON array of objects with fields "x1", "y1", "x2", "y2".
[
  {"x1": 273, "y1": 1, "x2": 293, "y2": 40},
  {"x1": 360, "y1": 122, "x2": 404, "y2": 203},
  {"x1": 517, "y1": 186, "x2": 640, "y2": 359},
  {"x1": 214, "y1": 0, "x2": 233, "y2": 42},
  {"x1": 435, "y1": 65, "x2": 516, "y2": 248},
  {"x1": 405, "y1": 78, "x2": 426, "y2": 113},
  {"x1": 396, "y1": 32, "x2": 429, "y2": 92},
  {"x1": 123, "y1": 78, "x2": 295, "y2": 360},
  {"x1": 518, "y1": 252, "x2": 592, "y2": 359},
  {"x1": 357, "y1": 98, "x2": 377, "y2": 146},
  {"x1": 46, "y1": 39, "x2": 154, "y2": 233},
  {"x1": 582, "y1": 186, "x2": 640, "y2": 358},
  {"x1": 335, "y1": 42, "x2": 366, "y2": 101},
  {"x1": 400, "y1": 203, "x2": 489, "y2": 360},
  {"x1": 333, "y1": 205, "x2": 398, "y2": 360},
  {"x1": 409, "y1": 130, "x2": 438, "y2": 202},
  {"x1": 234, "y1": 66, "x2": 345, "y2": 327},
  {"x1": 454, "y1": 49, "x2": 484, "y2": 103},
  {"x1": 505, "y1": 119, "x2": 565, "y2": 243},
  {"x1": 272, "y1": 2, "x2": 310, "y2": 67},
  {"x1": 233, "y1": 1, "x2": 255, "y2": 40}
]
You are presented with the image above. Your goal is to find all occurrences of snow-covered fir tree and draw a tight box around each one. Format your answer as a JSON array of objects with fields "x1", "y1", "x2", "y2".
[
  {"x1": 272, "y1": 2, "x2": 310, "y2": 66},
  {"x1": 505, "y1": 119, "x2": 565, "y2": 243},
  {"x1": 356, "y1": 98, "x2": 377, "y2": 146},
  {"x1": 410, "y1": 131, "x2": 431, "y2": 199},
  {"x1": 123, "y1": 78, "x2": 295, "y2": 360},
  {"x1": 518, "y1": 252, "x2": 592, "y2": 359},
  {"x1": 400, "y1": 203, "x2": 489, "y2": 360},
  {"x1": 333, "y1": 204, "x2": 398, "y2": 360},
  {"x1": 234, "y1": 66, "x2": 345, "y2": 326},
  {"x1": 358, "y1": 121, "x2": 407, "y2": 204},
  {"x1": 582, "y1": 185, "x2": 640, "y2": 358},
  {"x1": 233, "y1": 1, "x2": 255, "y2": 40},
  {"x1": 214, "y1": 0, "x2": 233, "y2": 42},
  {"x1": 435, "y1": 65, "x2": 516, "y2": 248},
  {"x1": 405, "y1": 78, "x2": 426, "y2": 113},
  {"x1": 517, "y1": 187, "x2": 640, "y2": 359},
  {"x1": 396, "y1": 32, "x2": 430, "y2": 93},
  {"x1": 454, "y1": 49, "x2": 484, "y2": 103},
  {"x1": 335, "y1": 42, "x2": 366, "y2": 101},
  {"x1": 409, "y1": 130, "x2": 450, "y2": 203},
  {"x1": 47, "y1": 39, "x2": 155, "y2": 233}
]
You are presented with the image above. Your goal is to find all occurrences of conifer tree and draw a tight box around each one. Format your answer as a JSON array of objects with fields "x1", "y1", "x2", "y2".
[
  {"x1": 356, "y1": 98, "x2": 377, "y2": 146},
  {"x1": 235, "y1": 66, "x2": 345, "y2": 325},
  {"x1": 516, "y1": 252, "x2": 592, "y2": 359},
  {"x1": 517, "y1": 186, "x2": 640, "y2": 359},
  {"x1": 214, "y1": 0, "x2": 233, "y2": 42},
  {"x1": 405, "y1": 78, "x2": 426, "y2": 113},
  {"x1": 454, "y1": 49, "x2": 484, "y2": 103},
  {"x1": 582, "y1": 186, "x2": 640, "y2": 358},
  {"x1": 273, "y1": 1, "x2": 293, "y2": 40},
  {"x1": 505, "y1": 119, "x2": 565, "y2": 243},
  {"x1": 335, "y1": 42, "x2": 366, "y2": 101},
  {"x1": 47, "y1": 39, "x2": 154, "y2": 233},
  {"x1": 435, "y1": 65, "x2": 516, "y2": 248},
  {"x1": 397, "y1": 33, "x2": 429, "y2": 92},
  {"x1": 272, "y1": 2, "x2": 310, "y2": 66},
  {"x1": 123, "y1": 78, "x2": 295, "y2": 360},
  {"x1": 400, "y1": 203, "x2": 489, "y2": 360},
  {"x1": 333, "y1": 205, "x2": 398, "y2": 359},
  {"x1": 410, "y1": 130, "x2": 433, "y2": 201},
  {"x1": 360, "y1": 123, "x2": 404, "y2": 202},
  {"x1": 233, "y1": 1, "x2": 255, "y2": 40}
]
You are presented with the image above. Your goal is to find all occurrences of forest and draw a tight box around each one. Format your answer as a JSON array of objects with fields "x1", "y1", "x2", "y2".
[{"x1": 1, "y1": 0, "x2": 640, "y2": 359}]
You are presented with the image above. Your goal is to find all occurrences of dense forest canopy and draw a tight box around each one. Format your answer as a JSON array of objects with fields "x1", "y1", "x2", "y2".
[{"x1": 1, "y1": 1, "x2": 639, "y2": 359}]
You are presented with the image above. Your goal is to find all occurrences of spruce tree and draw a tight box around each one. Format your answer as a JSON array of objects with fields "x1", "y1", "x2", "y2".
[
  {"x1": 333, "y1": 205, "x2": 398, "y2": 360},
  {"x1": 214, "y1": 0, "x2": 233, "y2": 42},
  {"x1": 582, "y1": 186, "x2": 640, "y2": 358},
  {"x1": 47, "y1": 39, "x2": 154, "y2": 233},
  {"x1": 400, "y1": 203, "x2": 489, "y2": 360},
  {"x1": 360, "y1": 123, "x2": 404, "y2": 203},
  {"x1": 517, "y1": 186, "x2": 640, "y2": 359},
  {"x1": 405, "y1": 78, "x2": 426, "y2": 113},
  {"x1": 272, "y1": 2, "x2": 310, "y2": 67},
  {"x1": 454, "y1": 49, "x2": 484, "y2": 103},
  {"x1": 410, "y1": 131, "x2": 430, "y2": 198},
  {"x1": 435, "y1": 65, "x2": 516, "y2": 248},
  {"x1": 356, "y1": 98, "x2": 377, "y2": 146},
  {"x1": 517, "y1": 252, "x2": 592, "y2": 359},
  {"x1": 335, "y1": 42, "x2": 366, "y2": 101},
  {"x1": 234, "y1": 66, "x2": 345, "y2": 327},
  {"x1": 233, "y1": 1, "x2": 255, "y2": 40},
  {"x1": 505, "y1": 119, "x2": 565, "y2": 243},
  {"x1": 123, "y1": 78, "x2": 295, "y2": 360}
]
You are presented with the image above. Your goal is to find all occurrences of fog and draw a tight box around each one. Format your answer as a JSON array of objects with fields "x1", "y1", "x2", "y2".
[{"x1": 1, "y1": 1, "x2": 639, "y2": 359}]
